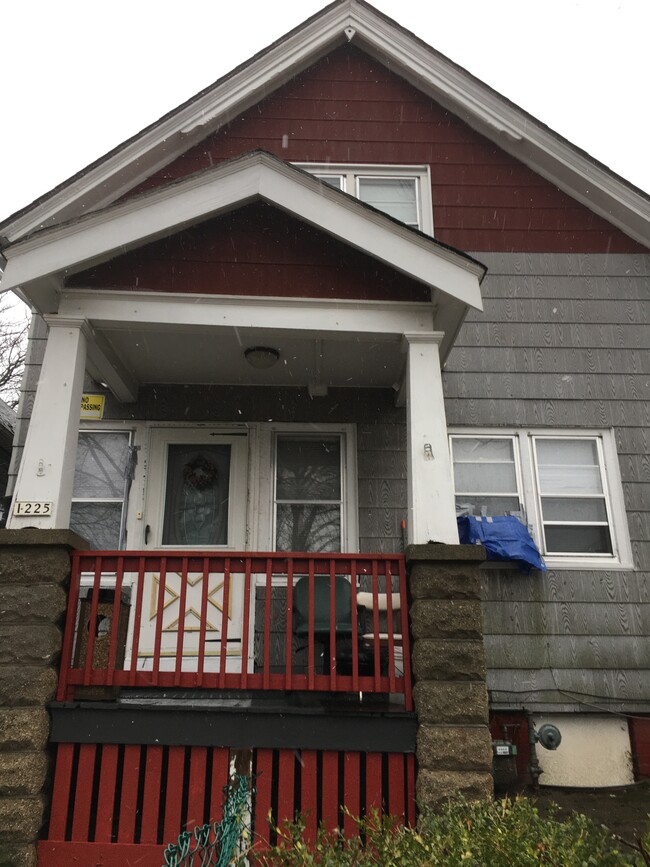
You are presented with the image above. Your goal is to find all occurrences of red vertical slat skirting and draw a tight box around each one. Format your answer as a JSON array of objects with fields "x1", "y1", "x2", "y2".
[
  {"x1": 276, "y1": 750, "x2": 295, "y2": 825},
  {"x1": 117, "y1": 745, "x2": 142, "y2": 843},
  {"x1": 254, "y1": 748, "x2": 274, "y2": 849},
  {"x1": 185, "y1": 747, "x2": 207, "y2": 830},
  {"x1": 365, "y1": 753, "x2": 382, "y2": 816},
  {"x1": 209, "y1": 747, "x2": 231, "y2": 823},
  {"x1": 300, "y1": 750, "x2": 318, "y2": 843},
  {"x1": 94, "y1": 744, "x2": 119, "y2": 843},
  {"x1": 139, "y1": 746, "x2": 163, "y2": 845},
  {"x1": 70, "y1": 744, "x2": 96, "y2": 842},
  {"x1": 343, "y1": 752, "x2": 360, "y2": 837},
  {"x1": 387, "y1": 753, "x2": 405, "y2": 820},
  {"x1": 321, "y1": 751, "x2": 339, "y2": 830},
  {"x1": 48, "y1": 743, "x2": 75, "y2": 841},
  {"x1": 406, "y1": 753, "x2": 416, "y2": 826},
  {"x1": 163, "y1": 746, "x2": 186, "y2": 843}
]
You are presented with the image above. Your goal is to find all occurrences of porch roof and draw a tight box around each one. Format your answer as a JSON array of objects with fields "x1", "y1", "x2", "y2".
[{"x1": 1, "y1": 151, "x2": 486, "y2": 387}]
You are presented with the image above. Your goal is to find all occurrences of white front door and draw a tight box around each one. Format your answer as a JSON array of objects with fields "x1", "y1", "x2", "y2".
[{"x1": 136, "y1": 429, "x2": 249, "y2": 672}]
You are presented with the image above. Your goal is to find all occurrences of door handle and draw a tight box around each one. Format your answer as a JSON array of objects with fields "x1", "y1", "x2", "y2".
[{"x1": 144, "y1": 524, "x2": 151, "y2": 545}]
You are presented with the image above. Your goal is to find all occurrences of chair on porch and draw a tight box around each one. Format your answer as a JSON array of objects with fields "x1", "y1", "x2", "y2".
[{"x1": 292, "y1": 575, "x2": 354, "y2": 673}]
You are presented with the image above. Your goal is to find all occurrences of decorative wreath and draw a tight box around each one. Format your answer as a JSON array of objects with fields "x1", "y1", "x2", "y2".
[{"x1": 182, "y1": 455, "x2": 218, "y2": 491}]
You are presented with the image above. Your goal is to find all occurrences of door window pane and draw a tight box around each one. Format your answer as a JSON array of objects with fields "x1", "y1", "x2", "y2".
[
  {"x1": 275, "y1": 435, "x2": 343, "y2": 552},
  {"x1": 70, "y1": 502, "x2": 124, "y2": 550},
  {"x1": 276, "y1": 504, "x2": 341, "y2": 552},
  {"x1": 162, "y1": 445, "x2": 231, "y2": 546},
  {"x1": 71, "y1": 431, "x2": 131, "y2": 549},
  {"x1": 73, "y1": 432, "x2": 130, "y2": 498}
]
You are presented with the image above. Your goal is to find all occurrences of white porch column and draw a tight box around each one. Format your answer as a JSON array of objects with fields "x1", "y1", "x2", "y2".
[
  {"x1": 404, "y1": 332, "x2": 459, "y2": 545},
  {"x1": 7, "y1": 317, "x2": 89, "y2": 529}
]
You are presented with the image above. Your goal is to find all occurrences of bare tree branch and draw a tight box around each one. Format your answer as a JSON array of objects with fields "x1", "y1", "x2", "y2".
[{"x1": 0, "y1": 293, "x2": 30, "y2": 409}]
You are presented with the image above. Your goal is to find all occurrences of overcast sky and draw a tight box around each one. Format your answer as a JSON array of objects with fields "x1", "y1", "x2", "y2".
[{"x1": 1, "y1": 0, "x2": 648, "y2": 225}]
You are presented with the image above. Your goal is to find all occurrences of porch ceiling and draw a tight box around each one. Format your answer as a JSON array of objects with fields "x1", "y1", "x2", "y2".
[{"x1": 91, "y1": 322, "x2": 406, "y2": 391}]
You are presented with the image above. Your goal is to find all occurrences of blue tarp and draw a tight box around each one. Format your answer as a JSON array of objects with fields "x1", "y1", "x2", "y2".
[{"x1": 457, "y1": 515, "x2": 546, "y2": 573}]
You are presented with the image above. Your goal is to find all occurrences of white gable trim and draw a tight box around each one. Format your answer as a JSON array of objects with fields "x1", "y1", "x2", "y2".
[
  {"x1": 1, "y1": 153, "x2": 485, "y2": 315},
  {"x1": 2, "y1": 0, "x2": 649, "y2": 248}
]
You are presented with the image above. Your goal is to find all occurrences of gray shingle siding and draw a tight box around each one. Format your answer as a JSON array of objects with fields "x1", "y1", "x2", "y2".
[{"x1": 445, "y1": 252, "x2": 650, "y2": 711}]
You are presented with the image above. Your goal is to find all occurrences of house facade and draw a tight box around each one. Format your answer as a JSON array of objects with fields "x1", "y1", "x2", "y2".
[{"x1": 0, "y1": 1, "x2": 649, "y2": 864}]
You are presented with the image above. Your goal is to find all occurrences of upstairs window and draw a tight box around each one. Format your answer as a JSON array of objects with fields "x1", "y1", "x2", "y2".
[
  {"x1": 298, "y1": 163, "x2": 433, "y2": 234},
  {"x1": 449, "y1": 430, "x2": 631, "y2": 569}
]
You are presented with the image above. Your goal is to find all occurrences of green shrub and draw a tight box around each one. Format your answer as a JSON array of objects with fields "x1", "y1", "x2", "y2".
[{"x1": 251, "y1": 796, "x2": 648, "y2": 866}]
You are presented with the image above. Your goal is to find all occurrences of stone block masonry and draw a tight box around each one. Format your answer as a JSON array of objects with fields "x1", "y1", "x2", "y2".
[
  {"x1": 0, "y1": 530, "x2": 87, "y2": 867},
  {"x1": 406, "y1": 543, "x2": 492, "y2": 809}
]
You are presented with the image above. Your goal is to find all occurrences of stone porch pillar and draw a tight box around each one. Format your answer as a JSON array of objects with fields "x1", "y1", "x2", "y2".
[
  {"x1": 0, "y1": 530, "x2": 86, "y2": 867},
  {"x1": 406, "y1": 543, "x2": 493, "y2": 809},
  {"x1": 7, "y1": 317, "x2": 88, "y2": 530}
]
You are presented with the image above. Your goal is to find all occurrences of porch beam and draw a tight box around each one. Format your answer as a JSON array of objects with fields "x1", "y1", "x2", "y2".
[
  {"x1": 85, "y1": 328, "x2": 139, "y2": 403},
  {"x1": 404, "y1": 332, "x2": 459, "y2": 545},
  {"x1": 7, "y1": 318, "x2": 88, "y2": 529},
  {"x1": 58, "y1": 290, "x2": 435, "y2": 339}
]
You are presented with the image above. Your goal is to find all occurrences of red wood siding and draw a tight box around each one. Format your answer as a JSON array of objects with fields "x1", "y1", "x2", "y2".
[
  {"x1": 629, "y1": 716, "x2": 650, "y2": 778},
  {"x1": 128, "y1": 46, "x2": 643, "y2": 254},
  {"x1": 67, "y1": 203, "x2": 430, "y2": 301}
]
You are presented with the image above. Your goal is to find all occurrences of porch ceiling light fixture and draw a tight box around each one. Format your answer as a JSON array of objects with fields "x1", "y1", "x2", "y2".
[{"x1": 244, "y1": 346, "x2": 280, "y2": 369}]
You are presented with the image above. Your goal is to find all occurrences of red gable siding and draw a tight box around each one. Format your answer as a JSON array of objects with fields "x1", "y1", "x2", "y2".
[
  {"x1": 130, "y1": 46, "x2": 642, "y2": 254},
  {"x1": 66, "y1": 203, "x2": 431, "y2": 302}
]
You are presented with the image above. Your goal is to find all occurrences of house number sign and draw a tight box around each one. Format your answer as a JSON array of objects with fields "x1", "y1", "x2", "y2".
[{"x1": 13, "y1": 501, "x2": 53, "y2": 517}]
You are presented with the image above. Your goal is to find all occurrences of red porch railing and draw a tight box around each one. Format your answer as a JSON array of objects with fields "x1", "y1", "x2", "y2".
[{"x1": 57, "y1": 551, "x2": 412, "y2": 709}]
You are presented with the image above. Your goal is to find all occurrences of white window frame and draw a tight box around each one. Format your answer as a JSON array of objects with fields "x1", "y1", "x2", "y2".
[
  {"x1": 449, "y1": 428, "x2": 633, "y2": 571},
  {"x1": 251, "y1": 423, "x2": 359, "y2": 558},
  {"x1": 71, "y1": 428, "x2": 134, "y2": 550},
  {"x1": 295, "y1": 163, "x2": 434, "y2": 235}
]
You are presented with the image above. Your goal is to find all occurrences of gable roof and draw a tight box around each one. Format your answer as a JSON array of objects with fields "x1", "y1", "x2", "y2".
[{"x1": 1, "y1": 0, "x2": 649, "y2": 249}]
